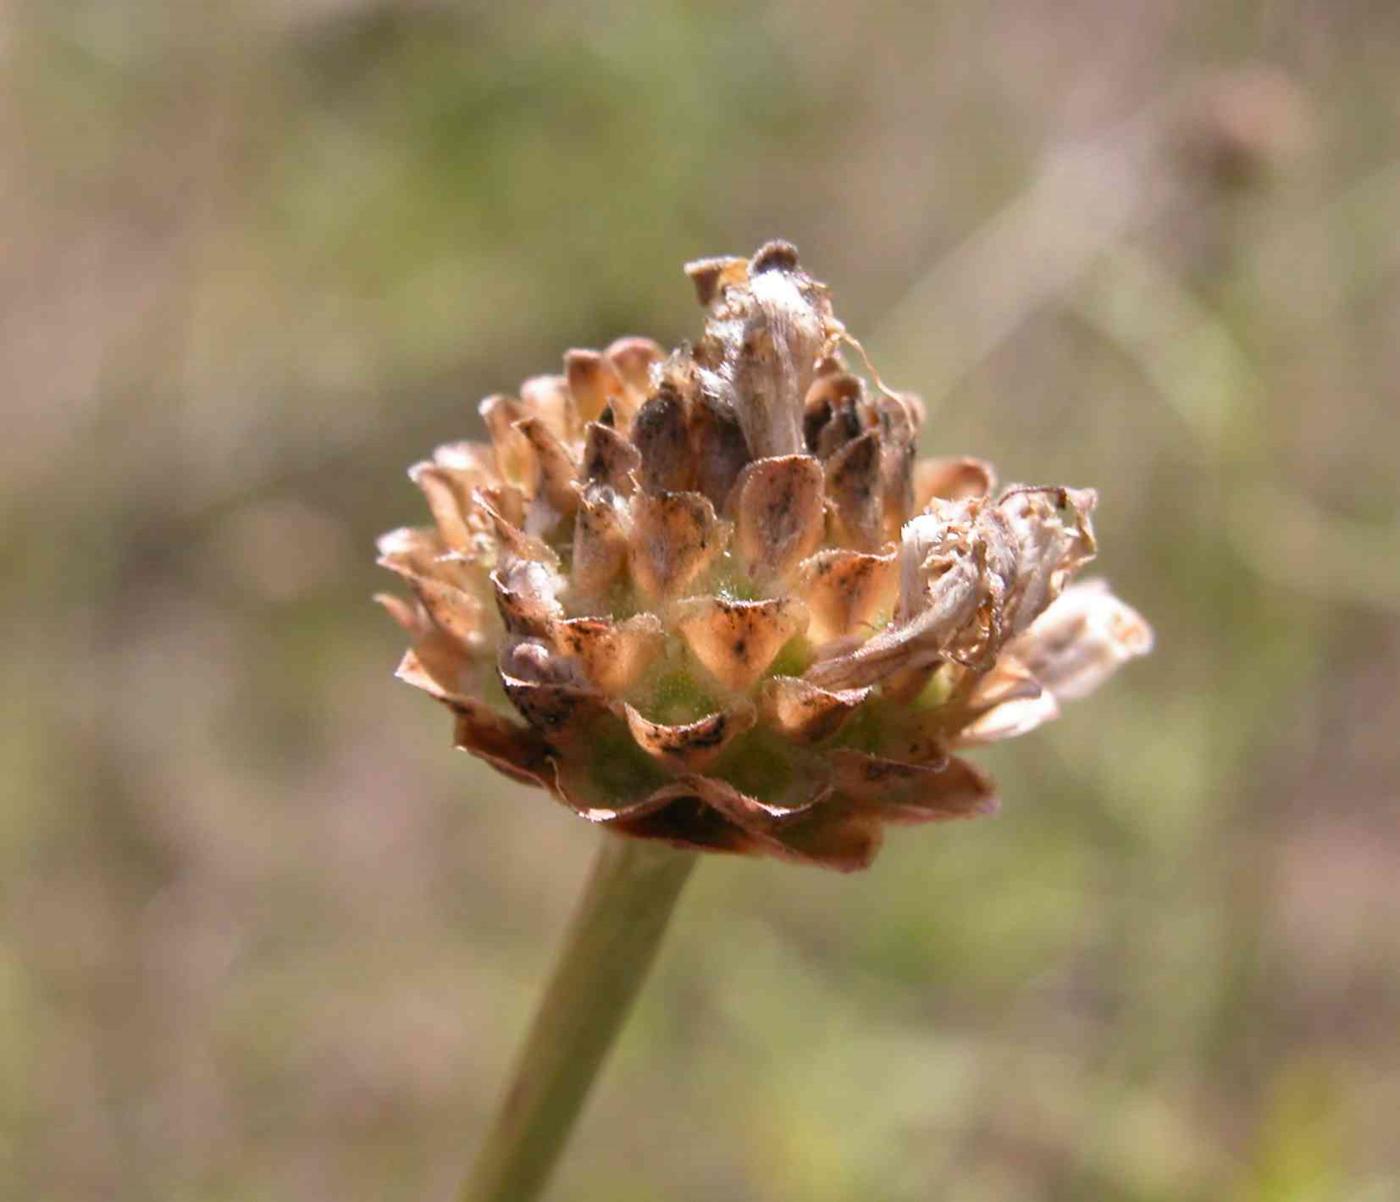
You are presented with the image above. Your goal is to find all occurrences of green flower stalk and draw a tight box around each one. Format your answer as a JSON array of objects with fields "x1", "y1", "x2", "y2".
[
  {"x1": 378, "y1": 242, "x2": 1151, "y2": 1198},
  {"x1": 459, "y1": 837, "x2": 694, "y2": 1202}
]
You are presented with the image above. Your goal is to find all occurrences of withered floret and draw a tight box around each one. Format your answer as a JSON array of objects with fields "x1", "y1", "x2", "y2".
[{"x1": 378, "y1": 242, "x2": 1151, "y2": 870}]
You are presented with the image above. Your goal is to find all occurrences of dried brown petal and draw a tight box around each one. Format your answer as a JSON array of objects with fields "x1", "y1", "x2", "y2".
[
  {"x1": 623, "y1": 702, "x2": 756, "y2": 771},
  {"x1": 873, "y1": 394, "x2": 918, "y2": 538},
  {"x1": 882, "y1": 662, "x2": 943, "y2": 706},
  {"x1": 377, "y1": 535, "x2": 487, "y2": 601},
  {"x1": 628, "y1": 490, "x2": 728, "y2": 601},
  {"x1": 689, "y1": 391, "x2": 751, "y2": 509},
  {"x1": 551, "y1": 613, "x2": 665, "y2": 695},
  {"x1": 452, "y1": 702, "x2": 553, "y2": 788},
  {"x1": 604, "y1": 777, "x2": 874, "y2": 868},
  {"x1": 408, "y1": 462, "x2": 474, "y2": 552},
  {"x1": 376, "y1": 525, "x2": 448, "y2": 578},
  {"x1": 766, "y1": 801, "x2": 883, "y2": 871},
  {"x1": 953, "y1": 657, "x2": 1061, "y2": 746},
  {"x1": 500, "y1": 677, "x2": 605, "y2": 737},
  {"x1": 374, "y1": 591, "x2": 424, "y2": 637},
  {"x1": 750, "y1": 239, "x2": 802, "y2": 274},
  {"x1": 684, "y1": 255, "x2": 749, "y2": 307},
  {"x1": 757, "y1": 676, "x2": 871, "y2": 742},
  {"x1": 803, "y1": 372, "x2": 866, "y2": 460},
  {"x1": 570, "y1": 484, "x2": 631, "y2": 603},
  {"x1": 961, "y1": 656, "x2": 1044, "y2": 712},
  {"x1": 469, "y1": 489, "x2": 555, "y2": 565},
  {"x1": 731, "y1": 455, "x2": 825, "y2": 585},
  {"x1": 830, "y1": 749, "x2": 998, "y2": 822},
  {"x1": 395, "y1": 642, "x2": 479, "y2": 708},
  {"x1": 565, "y1": 348, "x2": 626, "y2": 426},
  {"x1": 492, "y1": 559, "x2": 564, "y2": 636},
  {"x1": 551, "y1": 756, "x2": 676, "y2": 822},
  {"x1": 514, "y1": 416, "x2": 579, "y2": 517},
  {"x1": 601, "y1": 773, "x2": 865, "y2": 866},
  {"x1": 479, "y1": 395, "x2": 534, "y2": 487},
  {"x1": 582, "y1": 420, "x2": 641, "y2": 491},
  {"x1": 631, "y1": 386, "x2": 694, "y2": 493},
  {"x1": 500, "y1": 643, "x2": 607, "y2": 738},
  {"x1": 677, "y1": 772, "x2": 815, "y2": 823},
  {"x1": 825, "y1": 430, "x2": 885, "y2": 550},
  {"x1": 605, "y1": 791, "x2": 772, "y2": 856},
  {"x1": 674, "y1": 595, "x2": 808, "y2": 692},
  {"x1": 915, "y1": 456, "x2": 997, "y2": 506},
  {"x1": 519, "y1": 374, "x2": 578, "y2": 443},
  {"x1": 473, "y1": 481, "x2": 528, "y2": 533},
  {"x1": 404, "y1": 574, "x2": 488, "y2": 651},
  {"x1": 606, "y1": 336, "x2": 664, "y2": 398},
  {"x1": 796, "y1": 546, "x2": 897, "y2": 644},
  {"x1": 431, "y1": 439, "x2": 498, "y2": 478}
]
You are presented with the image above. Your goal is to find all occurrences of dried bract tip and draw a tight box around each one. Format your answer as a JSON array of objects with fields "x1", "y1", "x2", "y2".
[
  {"x1": 751, "y1": 239, "x2": 801, "y2": 274},
  {"x1": 1006, "y1": 579, "x2": 1153, "y2": 701}
]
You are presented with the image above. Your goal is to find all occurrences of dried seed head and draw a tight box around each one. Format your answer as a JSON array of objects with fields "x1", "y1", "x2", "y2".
[{"x1": 378, "y1": 243, "x2": 1150, "y2": 869}]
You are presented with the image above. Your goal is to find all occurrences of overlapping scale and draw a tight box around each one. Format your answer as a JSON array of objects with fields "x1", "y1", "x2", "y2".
[
  {"x1": 551, "y1": 614, "x2": 665, "y2": 695},
  {"x1": 581, "y1": 421, "x2": 641, "y2": 490},
  {"x1": 623, "y1": 703, "x2": 757, "y2": 772},
  {"x1": 565, "y1": 349, "x2": 627, "y2": 426},
  {"x1": 731, "y1": 456, "x2": 825, "y2": 585},
  {"x1": 570, "y1": 484, "x2": 631, "y2": 603},
  {"x1": 673, "y1": 596, "x2": 807, "y2": 692},
  {"x1": 756, "y1": 676, "x2": 871, "y2": 743},
  {"x1": 795, "y1": 546, "x2": 897, "y2": 645},
  {"x1": 627, "y1": 491, "x2": 729, "y2": 601},
  {"x1": 830, "y1": 749, "x2": 998, "y2": 823}
]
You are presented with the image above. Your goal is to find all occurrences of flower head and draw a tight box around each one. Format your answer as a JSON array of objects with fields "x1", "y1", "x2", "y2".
[{"x1": 378, "y1": 242, "x2": 1150, "y2": 870}]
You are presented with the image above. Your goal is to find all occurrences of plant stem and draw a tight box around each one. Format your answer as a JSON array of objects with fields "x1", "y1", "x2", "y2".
[{"x1": 459, "y1": 834, "x2": 698, "y2": 1202}]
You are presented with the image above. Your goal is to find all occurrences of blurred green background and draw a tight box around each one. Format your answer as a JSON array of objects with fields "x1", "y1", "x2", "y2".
[{"x1": 4, "y1": 2, "x2": 1399, "y2": 1199}]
